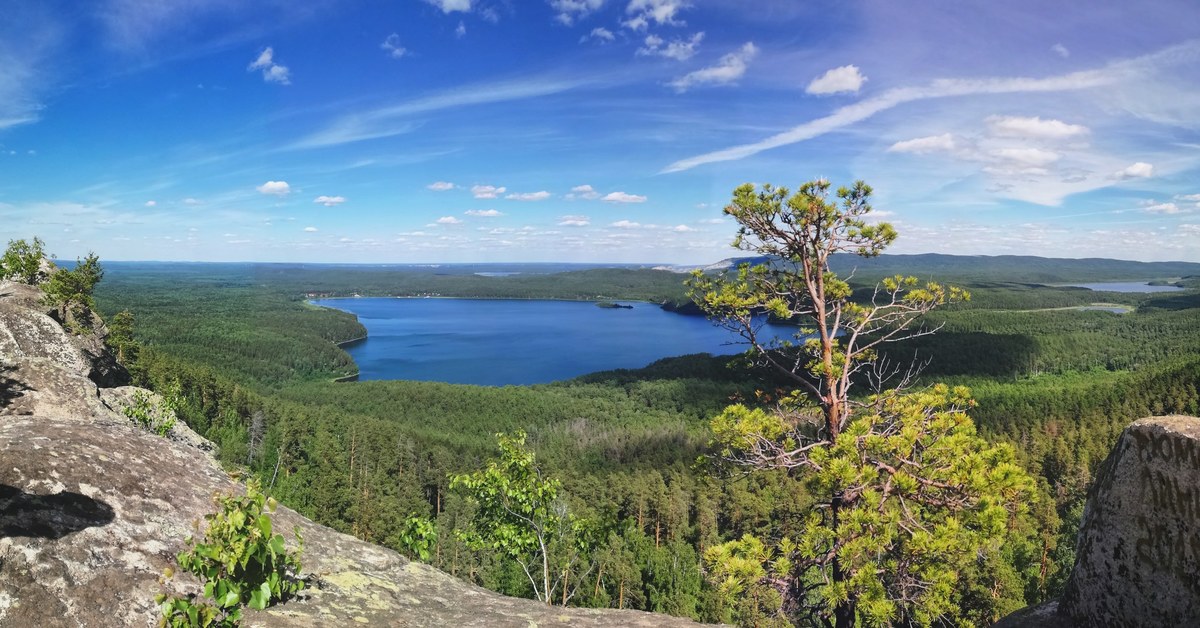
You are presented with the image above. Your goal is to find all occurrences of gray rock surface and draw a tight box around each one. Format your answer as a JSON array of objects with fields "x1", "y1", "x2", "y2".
[
  {"x1": 1059, "y1": 415, "x2": 1200, "y2": 626},
  {"x1": 0, "y1": 277, "x2": 710, "y2": 627},
  {"x1": 997, "y1": 415, "x2": 1200, "y2": 627}
]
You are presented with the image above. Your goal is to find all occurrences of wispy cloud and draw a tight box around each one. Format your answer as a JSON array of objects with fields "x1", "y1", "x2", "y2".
[
  {"x1": 465, "y1": 209, "x2": 503, "y2": 216},
  {"x1": 637, "y1": 32, "x2": 703, "y2": 61},
  {"x1": 664, "y1": 62, "x2": 1119, "y2": 173},
  {"x1": 289, "y1": 75, "x2": 592, "y2": 149},
  {"x1": 550, "y1": 0, "x2": 605, "y2": 25},
  {"x1": 668, "y1": 42, "x2": 757, "y2": 93},
  {"x1": 427, "y1": 181, "x2": 456, "y2": 191},
  {"x1": 506, "y1": 191, "x2": 552, "y2": 201},
  {"x1": 1114, "y1": 162, "x2": 1154, "y2": 179},
  {"x1": 314, "y1": 195, "x2": 345, "y2": 206},
  {"x1": 665, "y1": 41, "x2": 1200, "y2": 174},
  {"x1": 623, "y1": 0, "x2": 690, "y2": 31},
  {"x1": 424, "y1": 0, "x2": 472, "y2": 13},
  {"x1": 381, "y1": 33, "x2": 408, "y2": 59},
  {"x1": 247, "y1": 47, "x2": 291, "y2": 85}
]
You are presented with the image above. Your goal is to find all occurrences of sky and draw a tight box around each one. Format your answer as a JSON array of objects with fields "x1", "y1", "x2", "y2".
[{"x1": 2, "y1": 0, "x2": 1199, "y2": 264}]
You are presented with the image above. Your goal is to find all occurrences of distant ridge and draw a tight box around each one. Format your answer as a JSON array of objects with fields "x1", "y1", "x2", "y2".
[{"x1": 659, "y1": 253, "x2": 1200, "y2": 284}]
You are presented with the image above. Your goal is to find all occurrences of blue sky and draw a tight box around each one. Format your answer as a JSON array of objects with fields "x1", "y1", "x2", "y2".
[{"x1": 2, "y1": 0, "x2": 1199, "y2": 263}]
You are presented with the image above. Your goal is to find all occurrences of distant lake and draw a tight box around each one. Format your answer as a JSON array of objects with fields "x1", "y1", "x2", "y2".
[
  {"x1": 1065, "y1": 282, "x2": 1184, "y2": 293},
  {"x1": 312, "y1": 298, "x2": 794, "y2": 385}
]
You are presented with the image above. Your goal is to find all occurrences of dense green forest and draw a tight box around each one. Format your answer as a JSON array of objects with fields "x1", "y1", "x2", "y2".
[{"x1": 94, "y1": 258, "x2": 1200, "y2": 626}]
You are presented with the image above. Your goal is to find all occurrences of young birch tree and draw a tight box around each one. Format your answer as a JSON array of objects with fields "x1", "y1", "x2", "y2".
[{"x1": 689, "y1": 180, "x2": 1032, "y2": 627}]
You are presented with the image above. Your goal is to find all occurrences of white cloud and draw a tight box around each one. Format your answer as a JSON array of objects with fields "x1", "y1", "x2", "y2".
[
  {"x1": 582, "y1": 27, "x2": 615, "y2": 44},
  {"x1": 183, "y1": 198, "x2": 202, "y2": 205},
  {"x1": 436, "y1": 216, "x2": 463, "y2": 224},
  {"x1": 144, "y1": 200, "x2": 157, "y2": 207},
  {"x1": 673, "y1": 224, "x2": 696, "y2": 232},
  {"x1": 888, "y1": 133, "x2": 957, "y2": 154},
  {"x1": 623, "y1": 0, "x2": 690, "y2": 30},
  {"x1": 986, "y1": 115, "x2": 1089, "y2": 140},
  {"x1": 472, "y1": 184, "x2": 507, "y2": 199},
  {"x1": 550, "y1": 0, "x2": 605, "y2": 25},
  {"x1": 698, "y1": 218, "x2": 724, "y2": 224},
  {"x1": 638, "y1": 32, "x2": 703, "y2": 61},
  {"x1": 1052, "y1": 43, "x2": 1070, "y2": 58},
  {"x1": 427, "y1": 181, "x2": 456, "y2": 191},
  {"x1": 611, "y1": 220, "x2": 641, "y2": 228},
  {"x1": 304, "y1": 226, "x2": 318, "y2": 232},
  {"x1": 668, "y1": 42, "x2": 757, "y2": 93},
  {"x1": 1143, "y1": 202, "x2": 1182, "y2": 214},
  {"x1": 465, "y1": 209, "x2": 503, "y2": 216},
  {"x1": 381, "y1": 33, "x2": 408, "y2": 59},
  {"x1": 559, "y1": 215, "x2": 591, "y2": 226},
  {"x1": 1114, "y1": 162, "x2": 1154, "y2": 179},
  {"x1": 602, "y1": 191, "x2": 647, "y2": 203},
  {"x1": 314, "y1": 195, "x2": 346, "y2": 207},
  {"x1": 256, "y1": 180, "x2": 291, "y2": 196},
  {"x1": 291, "y1": 75, "x2": 589, "y2": 149},
  {"x1": 506, "y1": 191, "x2": 552, "y2": 201},
  {"x1": 425, "y1": 0, "x2": 472, "y2": 13},
  {"x1": 247, "y1": 47, "x2": 291, "y2": 85},
  {"x1": 568, "y1": 184, "x2": 601, "y2": 200},
  {"x1": 663, "y1": 57, "x2": 1120, "y2": 172},
  {"x1": 991, "y1": 147, "x2": 1061, "y2": 167},
  {"x1": 456, "y1": 21, "x2": 467, "y2": 37},
  {"x1": 806, "y1": 65, "x2": 867, "y2": 95}
]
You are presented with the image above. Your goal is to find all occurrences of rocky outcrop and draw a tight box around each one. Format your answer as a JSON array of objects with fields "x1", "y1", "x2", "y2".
[
  {"x1": 996, "y1": 415, "x2": 1200, "y2": 627},
  {"x1": 0, "y1": 280, "x2": 708, "y2": 627}
]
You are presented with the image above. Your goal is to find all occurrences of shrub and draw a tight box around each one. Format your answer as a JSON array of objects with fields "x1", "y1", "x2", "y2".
[{"x1": 157, "y1": 479, "x2": 304, "y2": 627}]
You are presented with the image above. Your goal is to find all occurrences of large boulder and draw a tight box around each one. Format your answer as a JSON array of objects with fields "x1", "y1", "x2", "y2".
[{"x1": 996, "y1": 415, "x2": 1200, "y2": 627}]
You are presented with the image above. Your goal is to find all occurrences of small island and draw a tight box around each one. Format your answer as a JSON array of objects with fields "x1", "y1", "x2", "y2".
[{"x1": 595, "y1": 301, "x2": 634, "y2": 309}]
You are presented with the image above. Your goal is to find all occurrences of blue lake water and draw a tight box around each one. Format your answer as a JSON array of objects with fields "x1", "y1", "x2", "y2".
[
  {"x1": 311, "y1": 298, "x2": 796, "y2": 386},
  {"x1": 1065, "y1": 282, "x2": 1184, "y2": 293}
]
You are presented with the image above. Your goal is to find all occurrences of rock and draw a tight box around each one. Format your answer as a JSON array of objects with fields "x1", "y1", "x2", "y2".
[
  {"x1": 997, "y1": 415, "x2": 1200, "y2": 627},
  {"x1": 1059, "y1": 415, "x2": 1200, "y2": 626},
  {"x1": 0, "y1": 267, "x2": 710, "y2": 627},
  {"x1": 0, "y1": 281, "x2": 128, "y2": 387}
]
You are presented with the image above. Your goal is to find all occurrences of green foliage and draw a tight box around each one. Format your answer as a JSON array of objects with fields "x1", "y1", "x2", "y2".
[
  {"x1": 158, "y1": 479, "x2": 303, "y2": 627},
  {"x1": 451, "y1": 432, "x2": 597, "y2": 605},
  {"x1": 42, "y1": 252, "x2": 103, "y2": 332},
  {"x1": 122, "y1": 384, "x2": 181, "y2": 437},
  {"x1": 703, "y1": 534, "x2": 792, "y2": 627},
  {"x1": 0, "y1": 237, "x2": 48, "y2": 284},
  {"x1": 391, "y1": 515, "x2": 438, "y2": 561},
  {"x1": 108, "y1": 309, "x2": 139, "y2": 366}
]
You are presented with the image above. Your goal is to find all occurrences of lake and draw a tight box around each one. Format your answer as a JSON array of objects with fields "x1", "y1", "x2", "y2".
[{"x1": 311, "y1": 298, "x2": 795, "y2": 385}]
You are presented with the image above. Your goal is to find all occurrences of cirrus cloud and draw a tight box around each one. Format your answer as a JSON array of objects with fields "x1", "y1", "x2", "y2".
[
  {"x1": 314, "y1": 195, "x2": 346, "y2": 206},
  {"x1": 465, "y1": 209, "x2": 503, "y2": 216},
  {"x1": 506, "y1": 191, "x2": 552, "y2": 201},
  {"x1": 427, "y1": 181, "x2": 456, "y2": 191}
]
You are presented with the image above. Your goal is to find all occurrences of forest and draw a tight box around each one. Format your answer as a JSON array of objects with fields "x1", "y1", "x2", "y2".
[{"x1": 93, "y1": 253, "x2": 1200, "y2": 626}]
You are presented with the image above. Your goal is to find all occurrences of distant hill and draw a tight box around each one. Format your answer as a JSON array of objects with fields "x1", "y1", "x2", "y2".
[{"x1": 664, "y1": 253, "x2": 1200, "y2": 284}]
